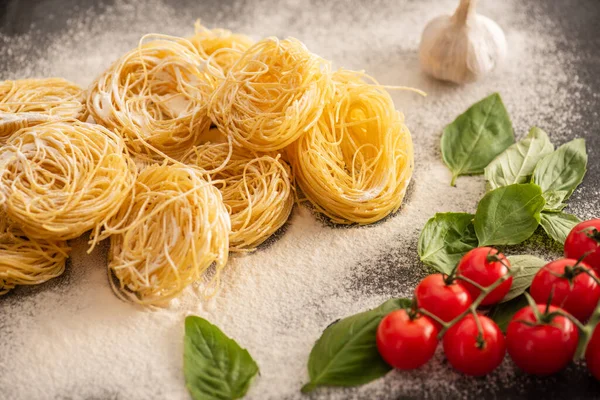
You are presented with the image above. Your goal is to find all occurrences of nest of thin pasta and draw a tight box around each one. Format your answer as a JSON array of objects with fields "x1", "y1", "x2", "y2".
[
  {"x1": 0, "y1": 213, "x2": 70, "y2": 295},
  {"x1": 87, "y1": 35, "x2": 214, "y2": 160},
  {"x1": 184, "y1": 132, "x2": 293, "y2": 251},
  {"x1": 0, "y1": 78, "x2": 87, "y2": 143},
  {"x1": 188, "y1": 21, "x2": 254, "y2": 76},
  {"x1": 287, "y1": 70, "x2": 414, "y2": 224},
  {"x1": 104, "y1": 163, "x2": 230, "y2": 306},
  {"x1": 0, "y1": 120, "x2": 135, "y2": 242},
  {"x1": 209, "y1": 37, "x2": 334, "y2": 152}
]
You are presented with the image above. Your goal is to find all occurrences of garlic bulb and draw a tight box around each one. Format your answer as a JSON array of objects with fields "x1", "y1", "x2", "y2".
[{"x1": 419, "y1": 0, "x2": 507, "y2": 84}]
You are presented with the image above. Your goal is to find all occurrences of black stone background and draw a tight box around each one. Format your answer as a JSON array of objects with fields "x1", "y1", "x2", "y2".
[{"x1": 0, "y1": 0, "x2": 599, "y2": 399}]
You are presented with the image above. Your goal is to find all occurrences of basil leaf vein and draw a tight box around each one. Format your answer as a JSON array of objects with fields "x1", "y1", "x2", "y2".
[
  {"x1": 532, "y1": 138, "x2": 587, "y2": 202},
  {"x1": 302, "y1": 298, "x2": 411, "y2": 392},
  {"x1": 474, "y1": 183, "x2": 545, "y2": 246},
  {"x1": 184, "y1": 316, "x2": 259, "y2": 400},
  {"x1": 501, "y1": 255, "x2": 546, "y2": 303},
  {"x1": 484, "y1": 127, "x2": 554, "y2": 190},
  {"x1": 417, "y1": 212, "x2": 477, "y2": 274},
  {"x1": 539, "y1": 211, "x2": 581, "y2": 244},
  {"x1": 441, "y1": 93, "x2": 514, "y2": 185}
]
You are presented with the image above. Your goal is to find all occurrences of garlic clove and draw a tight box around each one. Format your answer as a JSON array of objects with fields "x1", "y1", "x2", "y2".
[{"x1": 419, "y1": 0, "x2": 507, "y2": 84}]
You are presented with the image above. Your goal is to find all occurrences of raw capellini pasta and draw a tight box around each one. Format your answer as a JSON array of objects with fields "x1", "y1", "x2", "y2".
[
  {"x1": 287, "y1": 69, "x2": 414, "y2": 224},
  {"x1": 104, "y1": 163, "x2": 230, "y2": 306},
  {"x1": 0, "y1": 120, "x2": 135, "y2": 243},
  {"x1": 0, "y1": 78, "x2": 86, "y2": 143},
  {"x1": 188, "y1": 21, "x2": 254, "y2": 76},
  {"x1": 0, "y1": 213, "x2": 70, "y2": 295},
  {"x1": 209, "y1": 37, "x2": 334, "y2": 152},
  {"x1": 87, "y1": 34, "x2": 214, "y2": 160},
  {"x1": 183, "y1": 131, "x2": 293, "y2": 251}
]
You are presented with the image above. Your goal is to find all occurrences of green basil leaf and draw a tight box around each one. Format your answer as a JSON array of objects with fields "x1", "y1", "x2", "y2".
[
  {"x1": 417, "y1": 212, "x2": 478, "y2": 274},
  {"x1": 484, "y1": 127, "x2": 554, "y2": 190},
  {"x1": 501, "y1": 255, "x2": 547, "y2": 303},
  {"x1": 489, "y1": 294, "x2": 529, "y2": 332},
  {"x1": 302, "y1": 298, "x2": 411, "y2": 392},
  {"x1": 184, "y1": 316, "x2": 259, "y2": 400},
  {"x1": 542, "y1": 190, "x2": 569, "y2": 212},
  {"x1": 441, "y1": 93, "x2": 514, "y2": 186},
  {"x1": 539, "y1": 211, "x2": 581, "y2": 244},
  {"x1": 474, "y1": 183, "x2": 545, "y2": 246},
  {"x1": 532, "y1": 138, "x2": 587, "y2": 200}
]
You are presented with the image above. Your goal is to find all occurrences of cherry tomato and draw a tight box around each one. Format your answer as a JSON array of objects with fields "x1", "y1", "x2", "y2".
[
  {"x1": 415, "y1": 274, "x2": 472, "y2": 327},
  {"x1": 530, "y1": 258, "x2": 600, "y2": 322},
  {"x1": 506, "y1": 305, "x2": 579, "y2": 375},
  {"x1": 565, "y1": 219, "x2": 600, "y2": 273},
  {"x1": 456, "y1": 247, "x2": 512, "y2": 306},
  {"x1": 442, "y1": 314, "x2": 505, "y2": 376},
  {"x1": 586, "y1": 325, "x2": 600, "y2": 380},
  {"x1": 376, "y1": 309, "x2": 439, "y2": 370}
]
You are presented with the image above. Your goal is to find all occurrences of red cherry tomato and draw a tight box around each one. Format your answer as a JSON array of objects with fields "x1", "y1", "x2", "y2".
[
  {"x1": 530, "y1": 258, "x2": 600, "y2": 322},
  {"x1": 376, "y1": 309, "x2": 439, "y2": 370},
  {"x1": 506, "y1": 305, "x2": 579, "y2": 375},
  {"x1": 456, "y1": 247, "x2": 512, "y2": 306},
  {"x1": 442, "y1": 314, "x2": 506, "y2": 376},
  {"x1": 415, "y1": 274, "x2": 472, "y2": 327},
  {"x1": 586, "y1": 325, "x2": 600, "y2": 380},
  {"x1": 565, "y1": 219, "x2": 600, "y2": 273}
]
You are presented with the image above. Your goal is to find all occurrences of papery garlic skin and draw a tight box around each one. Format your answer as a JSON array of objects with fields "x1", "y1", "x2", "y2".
[{"x1": 419, "y1": 1, "x2": 507, "y2": 84}]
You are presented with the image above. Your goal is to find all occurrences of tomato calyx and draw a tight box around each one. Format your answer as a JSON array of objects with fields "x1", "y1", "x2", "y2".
[{"x1": 581, "y1": 226, "x2": 600, "y2": 243}]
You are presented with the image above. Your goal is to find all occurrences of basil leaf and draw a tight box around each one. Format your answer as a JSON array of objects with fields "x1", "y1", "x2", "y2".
[
  {"x1": 539, "y1": 211, "x2": 581, "y2": 244},
  {"x1": 501, "y1": 255, "x2": 546, "y2": 303},
  {"x1": 489, "y1": 295, "x2": 529, "y2": 332},
  {"x1": 441, "y1": 93, "x2": 514, "y2": 185},
  {"x1": 532, "y1": 138, "x2": 587, "y2": 200},
  {"x1": 484, "y1": 127, "x2": 554, "y2": 190},
  {"x1": 542, "y1": 190, "x2": 569, "y2": 212},
  {"x1": 474, "y1": 183, "x2": 545, "y2": 246},
  {"x1": 302, "y1": 298, "x2": 411, "y2": 392},
  {"x1": 417, "y1": 212, "x2": 478, "y2": 274},
  {"x1": 184, "y1": 316, "x2": 259, "y2": 400}
]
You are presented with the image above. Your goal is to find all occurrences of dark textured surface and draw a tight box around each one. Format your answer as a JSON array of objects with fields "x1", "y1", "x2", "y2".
[{"x1": 1, "y1": 0, "x2": 600, "y2": 399}]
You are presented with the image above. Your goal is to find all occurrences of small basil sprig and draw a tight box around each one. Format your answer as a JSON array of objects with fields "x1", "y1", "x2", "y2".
[
  {"x1": 184, "y1": 316, "x2": 259, "y2": 400},
  {"x1": 484, "y1": 127, "x2": 554, "y2": 190},
  {"x1": 302, "y1": 298, "x2": 411, "y2": 392},
  {"x1": 417, "y1": 212, "x2": 477, "y2": 274},
  {"x1": 441, "y1": 93, "x2": 515, "y2": 186}
]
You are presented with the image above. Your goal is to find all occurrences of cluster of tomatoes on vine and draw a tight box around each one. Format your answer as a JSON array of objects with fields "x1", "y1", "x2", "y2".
[{"x1": 377, "y1": 219, "x2": 600, "y2": 378}]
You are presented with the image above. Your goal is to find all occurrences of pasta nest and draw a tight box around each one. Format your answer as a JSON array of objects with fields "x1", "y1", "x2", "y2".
[
  {"x1": 0, "y1": 213, "x2": 70, "y2": 295},
  {"x1": 209, "y1": 37, "x2": 334, "y2": 152},
  {"x1": 105, "y1": 163, "x2": 231, "y2": 306},
  {"x1": 288, "y1": 70, "x2": 414, "y2": 224},
  {"x1": 87, "y1": 35, "x2": 214, "y2": 159},
  {"x1": 188, "y1": 21, "x2": 254, "y2": 76},
  {"x1": 0, "y1": 78, "x2": 87, "y2": 144},
  {"x1": 0, "y1": 120, "x2": 135, "y2": 242},
  {"x1": 183, "y1": 133, "x2": 293, "y2": 251}
]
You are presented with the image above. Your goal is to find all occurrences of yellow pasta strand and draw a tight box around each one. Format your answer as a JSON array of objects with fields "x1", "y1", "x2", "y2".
[
  {"x1": 184, "y1": 132, "x2": 293, "y2": 251},
  {"x1": 209, "y1": 37, "x2": 334, "y2": 152},
  {"x1": 287, "y1": 69, "x2": 414, "y2": 224},
  {"x1": 0, "y1": 213, "x2": 70, "y2": 295},
  {"x1": 87, "y1": 34, "x2": 214, "y2": 160},
  {"x1": 104, "y1": 163, "x2": 230, "y2": 306},
  {"x1": 0, "y1": 120, "x2": 135, "y2": 244},
  {"x1": 188, "y1": 21, "x2": 254, "y2": 76},
  {"x1": 0, "y1": 78, "x2": 86, "y2": 144}
]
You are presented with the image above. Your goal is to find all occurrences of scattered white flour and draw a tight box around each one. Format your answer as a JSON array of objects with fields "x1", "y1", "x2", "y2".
[{"x1": 0, "y1": 0, "x2": 593, "y2": 399}]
